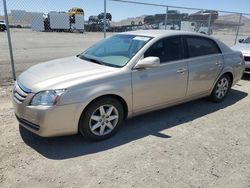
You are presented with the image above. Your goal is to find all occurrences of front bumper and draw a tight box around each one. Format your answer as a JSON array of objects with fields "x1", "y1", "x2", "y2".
[
  {"x1": 244, "y1": 56, "x2": 250, "y2": 71},
  {"x1": 245, "y1": 61, "x2": 250, "y2": 71},
  {"x1": 13, "y1": 89, "x2": 84, "y2": 137}
]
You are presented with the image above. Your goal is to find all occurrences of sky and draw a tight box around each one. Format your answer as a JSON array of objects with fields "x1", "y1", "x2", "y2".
[{"x1": 1, "y1": 0, "x2": 250, "y2": 21}]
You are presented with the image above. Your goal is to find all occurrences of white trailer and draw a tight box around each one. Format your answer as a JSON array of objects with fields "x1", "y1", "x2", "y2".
[
  {"x1": 31, "y1": 13, "x2": 44, "y2": 31},
  {"x1": 49, "y1": 12, "x2": 70, "y2": 30},
  {"x1": 71, "y1": 15, "x2": 85, "y2": 32},
  {"x1": 158, "y1": 22, "x2": 180, "y2": 30},
  {"x1": 180, "y1": 21, "x2": 196, "y2": 32},
  {"x1": 180, "y1": 21, "x2": 212, "y2": 35}
]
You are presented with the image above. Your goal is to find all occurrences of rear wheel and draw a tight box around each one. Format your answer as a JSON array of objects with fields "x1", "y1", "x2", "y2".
[
  {"x1": 79, "y1": 97, "x2": 124, "y2": 140},
  {"x1": 209, "y1": 74, "x2": 231, "y2": 102}
]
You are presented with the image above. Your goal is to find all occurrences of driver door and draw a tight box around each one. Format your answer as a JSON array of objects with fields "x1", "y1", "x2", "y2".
[{"x1": 132, "y1": 36, "x2": 188, "y2": 112}]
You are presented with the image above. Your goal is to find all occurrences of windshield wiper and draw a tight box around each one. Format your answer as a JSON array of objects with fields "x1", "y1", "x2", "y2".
[
  {"x1": 78, "y1": 55, "x2": 105, "y2": 65},
  {"x1": 78, "y1": 55, "x2": 121, "y2": 68},
  {"x1": 88, "y1": 58, "x2": 106, "y2": 65}
]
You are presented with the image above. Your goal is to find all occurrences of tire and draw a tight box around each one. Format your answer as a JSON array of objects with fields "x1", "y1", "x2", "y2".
[
  {"x1": 209, "y1": 74, "x2": 232, "y2": 102},
  {"x1": 79, "y1": 97, "x2": 124, "y2": 141}
]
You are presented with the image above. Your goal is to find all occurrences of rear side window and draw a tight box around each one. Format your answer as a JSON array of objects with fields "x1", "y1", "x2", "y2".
[
  {"x1": 186, "y1": 37, "x2": 221, "y2": 58},
  {"x1": 144, "y1": 36, "x2": 184, "y2": 63}
]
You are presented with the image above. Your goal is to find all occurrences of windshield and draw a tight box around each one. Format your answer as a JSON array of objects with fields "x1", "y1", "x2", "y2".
[
  {"x1": 79, "y1": 34, "x2": 152, "y2": 67},
  {"x1": 243, "y1": 37, "x2": 250, "y2": 43}
]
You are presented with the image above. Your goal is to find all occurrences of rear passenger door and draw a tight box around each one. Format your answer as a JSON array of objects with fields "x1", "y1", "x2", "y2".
[{"x1": 184, "y1": 36, "x2": 223, "y2": 96}]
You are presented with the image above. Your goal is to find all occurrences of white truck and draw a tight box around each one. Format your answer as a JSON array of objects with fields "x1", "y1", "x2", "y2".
[
  {"x1": 31, "y1": 12, "x2": 84, "y2": 32},
  {"x1": 158, "y1": 23, "x2": 180, "y2": 30},
  {"x1": 180, "y1": 21, "x2": 212, "y2": 35},
  {"x1": 159, "y1": 21, "x2": 212, "y2": 35},
  {"x1": 49, "y1": 12, "x2": 70, "y2": 30}
]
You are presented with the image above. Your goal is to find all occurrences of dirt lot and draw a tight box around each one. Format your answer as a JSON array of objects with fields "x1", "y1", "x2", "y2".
[
  {"x1": 0, "y1": 75, "x2": 250, "y2": 188},
  {"x1": 0, "y1": 29, "x2": 108, "y2": 81},
  {"x1": 1, "y1": 28, "x2": 250, "y2": 187}
]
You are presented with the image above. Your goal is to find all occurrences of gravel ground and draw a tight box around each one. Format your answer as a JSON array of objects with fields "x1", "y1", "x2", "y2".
[
  {"x1": 0, "y1": 75, "x2": 250, "y2": 188},
  {"x1": 0, "y1": 29, "x2": 110, "y2": 81}
]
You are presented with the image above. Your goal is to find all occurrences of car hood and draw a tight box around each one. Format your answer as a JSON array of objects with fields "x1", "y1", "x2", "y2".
[
  {"x1": 18, "y1": 56, "x2": 119, "y2": 92},
  {"x1": 231, "y1": 43, "x2": 250, "y2": 55}
]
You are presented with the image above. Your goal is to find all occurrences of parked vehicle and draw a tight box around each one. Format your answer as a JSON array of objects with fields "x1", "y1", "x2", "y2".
[
  {"x1": 188, "y1": 10, "x2": 218, "y2": 25},
  {"x1": 0, "y1": 21, "x2": 6, "y2": 31},
  {"x1": 67, "y1": 7, "x2": 84, "y2": 16},
  {"x1": 13, "y1": 30, "x2": 245, "y2": 140},
  {"x1": 85, "y1": 13, "x2": 112, "y2": 32},
  {"x1": 144, "y1": 11, "x2": 188, "y2": 25},
  {"x1": 158, "y1": 21, "x2": 212, "y2": 35},
  {"x1": 231, "y1": 37, "x2": 250, "y2": 73},
  {"x1": 181, "y1": 21, "x2": 212, "y2": 35},
  {"x1": 158, "y1": 22, "x2": 180, "y2": 30}
]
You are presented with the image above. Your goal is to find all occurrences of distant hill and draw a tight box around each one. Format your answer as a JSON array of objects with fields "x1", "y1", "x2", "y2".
[{"x1": 215, "y1": 14, "x2": 250, "y2": 32}]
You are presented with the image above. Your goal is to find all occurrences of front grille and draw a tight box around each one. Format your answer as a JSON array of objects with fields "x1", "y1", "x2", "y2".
[
  {"x1": 13, "y1": 81, "x2": 31, "y2": 103},
  {"x1": 16, "y1": 115, "x2": 40, "y2": 131},
  {"x1": 244, "y1": 56, "x2": 250, "y2": 62}
]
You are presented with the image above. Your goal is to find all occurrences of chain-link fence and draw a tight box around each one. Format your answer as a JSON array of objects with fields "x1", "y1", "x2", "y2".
[
  {"x1": 0, "y1": 0, "x2": 107, "y2": 82},
  {"x1": 107, "y1": 0, "x2": 250, "y2": 46},
  {"x1": 1, "y1": 0, "x2": 250, "y2": 82}
]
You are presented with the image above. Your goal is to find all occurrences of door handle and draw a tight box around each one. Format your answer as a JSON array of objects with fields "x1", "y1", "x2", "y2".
[{"x1": 177, "y1": 68, "x2": 187, "y2": 74}]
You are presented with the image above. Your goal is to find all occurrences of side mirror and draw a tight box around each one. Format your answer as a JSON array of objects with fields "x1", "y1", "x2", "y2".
[
  {"x1": 239, "y1": 39, "x2": 244, "y2": 43},
  {"x1": 134, "y1": 56, "x2": 160, "y2": 69}
]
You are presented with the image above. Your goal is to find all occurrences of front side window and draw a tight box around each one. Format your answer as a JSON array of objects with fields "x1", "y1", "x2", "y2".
[
  {"x1": 186, "y1": 37, "x2": 221, "y2": 58},
  {"x1": 79, "y1": 35, "x2": 152, "y2": 67},
  {"x1": 144, "y1": 36, "x2": 184, "y2": 63}
]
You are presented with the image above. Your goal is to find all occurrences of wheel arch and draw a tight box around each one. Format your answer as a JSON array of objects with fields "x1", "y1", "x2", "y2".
[
  {"x1": 224, "y1": 72, "x2": 234, "y2": 87},
  {"x1": 79, "y1": 93, "x2": 129, "y2": 123},
  {"x1": 211, "y1": 70, "x2": 234, "y2": 94},
  {"x1": 77, "y1": 94, "x2": 129, "y2": 134}
]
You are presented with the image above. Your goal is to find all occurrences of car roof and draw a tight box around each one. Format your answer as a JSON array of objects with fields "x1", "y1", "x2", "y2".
[{"x1": 120, "y1": 29, "x2": 206, "y2": 38}]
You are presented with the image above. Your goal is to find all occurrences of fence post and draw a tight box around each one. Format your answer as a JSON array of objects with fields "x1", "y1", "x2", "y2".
[
  {"x1": 207, "y1": 12, "x2": 212, "y2": 35},
  {"x1": 3, "y1": 0, "x2": 16, "y2": 80},
  {"x1": 104, "y1": 0, "x2": 107, "y2": 38},
  {"x1": 234, "y1": 13, "x2": 242, "y2": 45},
  {"x1": 164, "y1": 6, "x2": 168, "y2": 30}
]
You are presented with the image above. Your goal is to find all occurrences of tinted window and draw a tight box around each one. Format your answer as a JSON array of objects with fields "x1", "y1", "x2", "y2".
[
  {"x1": 144, "y1": 37, "x2": 184, "y2": 63},
  {"x1": 186, "y1": 37, "x2": 220, "y2": 58}
]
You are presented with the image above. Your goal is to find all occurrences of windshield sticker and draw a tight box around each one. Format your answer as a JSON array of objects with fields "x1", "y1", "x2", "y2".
[{"x1": 133, "y1": 36, "x2": 151, "y2": 41}]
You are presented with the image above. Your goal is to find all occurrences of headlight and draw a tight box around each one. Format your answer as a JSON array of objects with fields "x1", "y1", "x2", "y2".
[{"x1": 30, "y1": 89, "x2": 66, "y2": 106}]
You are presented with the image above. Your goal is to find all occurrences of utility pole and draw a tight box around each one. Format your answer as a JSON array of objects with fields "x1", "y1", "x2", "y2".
[
  {"x1": 104, "y1": 0, "x2": 107, "y2": 38},
  {"x1": 234, "y1": 13, "x2": 242, "y2": 45}
]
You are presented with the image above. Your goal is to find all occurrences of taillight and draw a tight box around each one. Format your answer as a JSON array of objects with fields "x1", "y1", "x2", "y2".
[{"x1": 240, "y1": 53, "x2": 244, "y2": 61}]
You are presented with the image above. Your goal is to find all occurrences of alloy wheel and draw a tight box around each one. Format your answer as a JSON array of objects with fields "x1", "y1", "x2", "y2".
[
  {"x1": 89, "y1": 105, "x2": 119, "y2": 136},
  {"x1": 215, "y1": 77, "x2": 229, "y2": 99}
]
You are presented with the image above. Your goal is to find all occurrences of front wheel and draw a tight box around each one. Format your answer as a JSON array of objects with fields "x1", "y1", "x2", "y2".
[
  {"x1": 209, "y1": 74, "x2": 231, "y2": 102},
  {"x1": 79, "y1": 97, "x2": 124, "y2": 141}
]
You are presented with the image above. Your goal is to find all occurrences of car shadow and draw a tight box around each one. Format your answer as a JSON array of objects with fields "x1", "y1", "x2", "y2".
[{"x1": 20, "y1": 89, "x2": 247, "y2": 160}]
